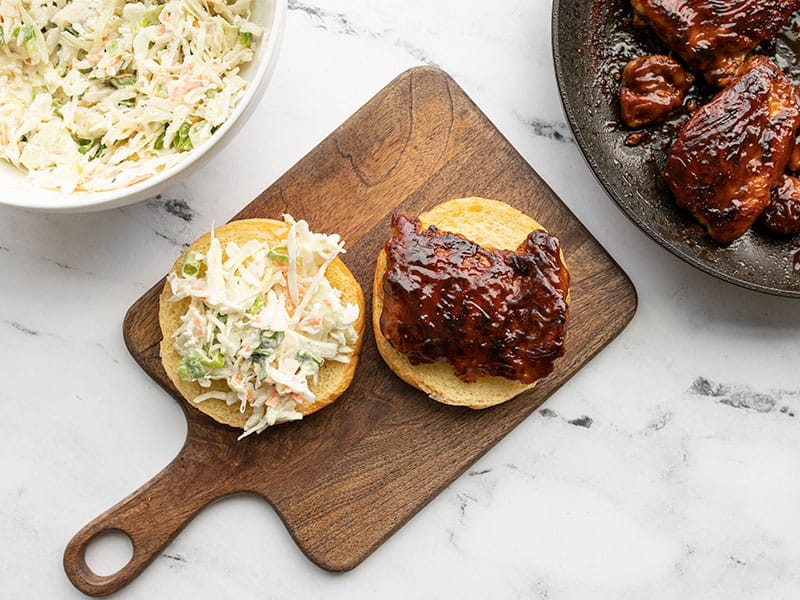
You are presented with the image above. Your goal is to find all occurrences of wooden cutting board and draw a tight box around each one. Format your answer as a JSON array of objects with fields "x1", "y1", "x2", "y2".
[{"x1": 64, "y1": 66, "x2": 637, "y2": 596}]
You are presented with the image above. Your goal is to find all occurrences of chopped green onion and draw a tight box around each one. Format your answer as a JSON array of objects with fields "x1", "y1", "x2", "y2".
[
  {"x1": 78, "y1": 66, "x2": 93, "y2": 74},
  {"x1": 21, "y1": 25, "x2": 35, "y2": 43},
  {"x1": 106, "y1": 74, "x2": 137, "y2": 88},
  {"x1": 176, "y1": 364, "x2": 190, "y2": 380},
  {"x1": 140, "y1": 6, "x2": 164, "y2": 28},
  {"x1": 251, "y1": 330, "x2": 285, "y2": 381},
  {"x1": 252, "y1": 353, "x2": 271, "y2": 380},
  {"x1": 75, "y1": 138, "x2": 94, "y2": 154},
  {"x1": 0, "y1": 27, "x2": 5, "y2": 46},
  {"x1": 178, "y1": 354, "x2": 207, "y2": 381},
  {"x1": 252, "y1": 331, "x2": 284, "y2": 358},
  {"x1": 11, "y1": 26, "x2": 20, "y2": 39},
  {"x1": 63, "y1": 25, "x2": 79, "y2": 37},
  {"x1": 202, "y1": 349, "x2": 225, "y2": 370},
  {"x1": 153, "y1": 124, "x2": 167, "y2": 150},
  {"x1": 217, "y1": 313, "x2": 228, "y2": 324},
  {"x1": 296, "y1": 350, "x2": 322, "y2": 367},
  {"x1": 52, "y1": 97, "x2": 65, "y2": 117},
  {"x1": 172, "y1": 122, "x2": 193, "y2": 152},
  {"x1": 252, "y1": 331, "x2": 284, "y2": 380},
  {"x1": 239, "y1": 31, "x2": 253, "y2": 47},
  {"x1": 248, "y1": 296, "x2": 264, "y2": 315},
  {"x1": 118, "y1": 98, "x2": 136, "y2": 108},
  {"x1": 188, "y1": 120, "x2": 212, "y2": 149},
  {"x1": 89, "y1": 142, "x2": 105, "y2": 161},
  {"x1": 268, "y1": 245, "x2": 289, "y2": 263},
  {"x1": 181, "y1": 251, "x2": 201, "y2": 277},
  {"x1": 253, "y1": 356, "x2": 268, "y2": 380}
]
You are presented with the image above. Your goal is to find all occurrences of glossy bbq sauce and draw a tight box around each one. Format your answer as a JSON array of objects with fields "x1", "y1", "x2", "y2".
[
  {"x1": 620, "y1": 54, "x2": 694, "y2": 129},
  {"x1": 761, "y1": 174, "x2": 800, "y2": 235},
  {"x1": 380, "y1": 213, "x2": 570, "y2": 384}
]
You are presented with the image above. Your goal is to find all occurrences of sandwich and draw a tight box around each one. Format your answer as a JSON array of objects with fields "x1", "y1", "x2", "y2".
[{"x1": 372, "y1": 197, "x2": 570, "y2": 408}]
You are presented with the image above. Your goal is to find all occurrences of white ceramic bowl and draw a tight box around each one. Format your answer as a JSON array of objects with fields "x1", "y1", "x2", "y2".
[{"x1": 0, "y1": 0, "x2": 286, "y2": 212}]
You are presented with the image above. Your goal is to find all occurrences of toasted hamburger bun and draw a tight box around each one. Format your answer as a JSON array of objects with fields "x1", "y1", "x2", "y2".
[
  {"x1": 159, "y1": 218, "x2": 365, "y2": 428},
  {"x1": 372, "y1": 197, "x2": 569, "y2": 409}
]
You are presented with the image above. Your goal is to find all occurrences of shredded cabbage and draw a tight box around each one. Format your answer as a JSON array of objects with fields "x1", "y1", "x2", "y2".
[
  {"x1": 0, "y1": 0, "x2": 263, "y2": 192},
  {"x1": 166, "y1": 216, "x2": 360, "y2": 439}
]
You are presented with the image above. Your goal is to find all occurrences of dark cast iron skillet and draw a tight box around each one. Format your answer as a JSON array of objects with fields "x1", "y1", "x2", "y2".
[{"x1": 552, "y1": 0, "x2": 800, "y2": 297}]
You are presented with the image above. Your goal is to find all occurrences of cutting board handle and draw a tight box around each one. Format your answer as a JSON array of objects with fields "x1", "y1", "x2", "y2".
[{"x1": 63, "y1": 441, "x2": 228, "y2": 596}]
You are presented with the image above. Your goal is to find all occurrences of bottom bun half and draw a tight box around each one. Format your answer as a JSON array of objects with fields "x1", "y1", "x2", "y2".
[{"x1": 159, "y1": 218, "x2": 365, "y2": 428}]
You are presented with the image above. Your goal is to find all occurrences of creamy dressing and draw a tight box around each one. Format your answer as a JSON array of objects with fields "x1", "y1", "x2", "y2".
[
  {"x1": 0, "y1": 0, "x2": 263, "y2": 192},
  {"x1": 166, "y1": 216, "x2": 360, "y2": 438}
]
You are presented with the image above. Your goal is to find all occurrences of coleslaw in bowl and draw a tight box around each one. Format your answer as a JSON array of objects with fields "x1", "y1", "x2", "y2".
[{"x1": 0, "y1": 0, "x2": 285, "y2": 211}]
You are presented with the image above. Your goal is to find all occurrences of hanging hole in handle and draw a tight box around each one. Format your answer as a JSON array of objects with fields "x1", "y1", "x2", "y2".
[{"x1": 84, "y1": 529, "x2": 134, "y2": 577}]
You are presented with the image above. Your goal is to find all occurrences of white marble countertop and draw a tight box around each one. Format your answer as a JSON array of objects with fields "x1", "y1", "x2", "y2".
[{"x1": 2, "y1": 1, "x2": 800, "y2": 598}]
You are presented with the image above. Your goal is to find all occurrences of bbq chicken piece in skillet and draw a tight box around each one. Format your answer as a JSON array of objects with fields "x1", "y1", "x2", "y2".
[
  {"x1": 663, "y1": 56, "x2": 800, "y2": 244},
  {"x1": 788, "y1": 132, "x2": 800, "y2": 172},
  {"x1": 760, "y1": 175, "x2": 800, "y2": 236},
  {"x1": 631, "y1": 0, "x2": 800, "y2": 87},
  {"x1": 620, "y1": 55, "x2": 694, "y2": 128}
]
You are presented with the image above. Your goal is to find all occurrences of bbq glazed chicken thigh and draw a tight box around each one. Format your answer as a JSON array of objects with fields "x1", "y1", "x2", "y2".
[
  {"x1": 620, "y1": 55, "x2": 694, "y2": 128},
  {"x1": 761, "y1": 175, "x2": 800, "y2": 235},
  {"x1": 380, "y1": 213, "x2": 569, "y2": 384},
  {"x1": 631, "y1": 0, "x2": 800, "y2": 87},
  {"x1": 663, "y1": 56, "x2": 800, "y2": 244}
]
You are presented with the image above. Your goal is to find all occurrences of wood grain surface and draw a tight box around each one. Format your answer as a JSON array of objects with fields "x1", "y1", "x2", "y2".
[{"x1": 64, "y1": 66, "x2": 637, "y2": 596}]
